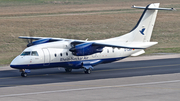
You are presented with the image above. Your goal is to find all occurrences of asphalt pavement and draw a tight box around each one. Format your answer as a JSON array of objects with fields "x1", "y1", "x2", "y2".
[{"x1": 0, "y1": 54, "x2": 180, "y2": 101}]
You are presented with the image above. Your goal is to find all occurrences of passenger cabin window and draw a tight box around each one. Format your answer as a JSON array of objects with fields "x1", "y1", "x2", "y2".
[
  {"x1": 31, "y1": 51, "x2": 39, "y2": 56},
  {"x1": 66, "y1": 52, "x2": 68, "y2": 56},
  {"x1": 20, "y1": 51, "x2": 31, "y2": 56}
]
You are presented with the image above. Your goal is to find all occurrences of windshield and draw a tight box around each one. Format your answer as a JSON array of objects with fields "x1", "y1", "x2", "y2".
[
  {"x1": 20, "y1": 51, "x2": 39, "y2": 56},
  {"x1": 20, "y1": 51, "x2": 31, "y2": 56}
]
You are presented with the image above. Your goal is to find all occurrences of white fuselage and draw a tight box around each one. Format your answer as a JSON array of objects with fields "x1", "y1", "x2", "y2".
[{"x1": 10, "y1": 40, "x2": 141, "y2": 69}]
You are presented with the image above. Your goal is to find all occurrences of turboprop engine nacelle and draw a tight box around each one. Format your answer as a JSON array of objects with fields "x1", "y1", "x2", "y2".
[{"x1": 69, "y1": 42, "x2": 103, "y2": 56}]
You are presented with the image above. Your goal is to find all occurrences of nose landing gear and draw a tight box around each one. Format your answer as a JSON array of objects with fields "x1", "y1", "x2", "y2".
[
  {"x1": 21, "y1": 72, "x2": 28, "y2": 77},
  {"x1": 19, "y1": 69, "x2": 30, "y2": 77}
]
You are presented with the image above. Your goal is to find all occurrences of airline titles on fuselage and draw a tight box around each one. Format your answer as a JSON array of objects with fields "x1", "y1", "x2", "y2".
[{"x1": 60, "y1": 56, "x2": 89, "y2": 62}]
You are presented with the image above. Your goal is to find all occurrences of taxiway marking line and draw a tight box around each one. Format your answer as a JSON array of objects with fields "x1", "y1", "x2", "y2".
[
  {"x1": 0, "y1": 64, "x2": 180, "y2": 80},
  {"x1": 0, "y1": 79, "x2": 180, "y2": 98}
]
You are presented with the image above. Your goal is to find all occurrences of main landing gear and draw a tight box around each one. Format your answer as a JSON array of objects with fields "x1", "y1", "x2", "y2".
[
  {"x1": 64, "y1": 68, "x2": 92, "y2": 74},
  {"x1": 84, "y1": 68, "x2": 91, "y2": 74},
  {"x1": 65, "y1": 68, "x2": 72, "y2": 72}
]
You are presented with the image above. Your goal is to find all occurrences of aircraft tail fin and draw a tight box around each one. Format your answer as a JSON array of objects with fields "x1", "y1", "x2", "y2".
[{"x1": 127, "y1": 3, "x2": 173, "y2": 42}]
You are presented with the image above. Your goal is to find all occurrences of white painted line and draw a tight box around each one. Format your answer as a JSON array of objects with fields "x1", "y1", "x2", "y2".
[{"x1": 0, "y1": 79, "x2": 180, "y2": 98}]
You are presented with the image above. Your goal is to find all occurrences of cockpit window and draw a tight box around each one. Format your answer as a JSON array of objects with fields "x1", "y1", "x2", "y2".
[
  {"x1": 20, "y1": 51, "x2": 31, "y2": 56},
  {"x1": 20, "y1": 51, "x2": 39, "y2": 56},
  {"x1": 31, "y1": 51, "x2": 39, "y2": 56}
]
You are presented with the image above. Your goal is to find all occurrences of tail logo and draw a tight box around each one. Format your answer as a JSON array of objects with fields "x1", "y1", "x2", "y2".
[{"x1": 140, "y1": 28, "x2": 145, "y2": 35}]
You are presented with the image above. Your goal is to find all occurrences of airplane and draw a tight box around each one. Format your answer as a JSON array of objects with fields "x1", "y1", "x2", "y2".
[{"x1": 10, "y1": 3, "x2": 174, "y2": 77}]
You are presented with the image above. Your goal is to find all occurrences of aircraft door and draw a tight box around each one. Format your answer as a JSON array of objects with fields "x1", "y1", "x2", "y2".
[{"x1": 42, "y1": 49, "x2": 50, "y2": 66}]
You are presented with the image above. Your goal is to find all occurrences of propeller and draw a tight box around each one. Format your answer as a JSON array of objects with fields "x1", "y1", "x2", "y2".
[
  {"x1": 69, "y1": 43, "x2": 76, "y2": 55},
  {"x1": 21, "y1": 30, "x2": 35, "y2": 48},
  {"x1": 26, "y1": 30, "x2": 35, "y2": 47}
]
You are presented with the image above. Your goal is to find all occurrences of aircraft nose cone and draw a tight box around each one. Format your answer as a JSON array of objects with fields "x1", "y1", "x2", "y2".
[
  {"x1": 10, "y1": 56, "x2": 20, "y2": 68},
  {"x1": 10, "y1": 60, "x2": 16, "y2": 68}
]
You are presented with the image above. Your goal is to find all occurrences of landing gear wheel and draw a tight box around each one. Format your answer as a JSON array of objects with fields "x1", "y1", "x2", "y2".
[
  {"x1": 21, "y1": 72, "x2": 27, "y2": 77},
  {"x1": 84, "y1": 68, "x2": 91, "y2": 74},
  {"x1": 65, "y1": 68, "x2": 72, "y2": 72}
]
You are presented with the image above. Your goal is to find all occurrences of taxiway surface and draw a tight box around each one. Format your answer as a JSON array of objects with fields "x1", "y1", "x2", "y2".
[{"x1": 0, "y1": 54, "x2": 180, "y2": 101}]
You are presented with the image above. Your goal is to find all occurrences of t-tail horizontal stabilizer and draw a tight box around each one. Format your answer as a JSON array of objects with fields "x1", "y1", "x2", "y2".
[{"x1": 132, "y1": 5, "x2": 175, "y2": 11}]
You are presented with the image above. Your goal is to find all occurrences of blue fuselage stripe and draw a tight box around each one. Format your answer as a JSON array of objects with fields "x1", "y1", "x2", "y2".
[{"x1": 10, "y1": 57, "x2": 127, "y2": 69}]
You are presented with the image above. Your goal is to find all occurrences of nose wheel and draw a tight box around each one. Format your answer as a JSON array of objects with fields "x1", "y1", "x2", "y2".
[
  {"x1": 19, "y1": 69, "x2": 30, "y2": 77},
  {"x1": 21, "y1": 72, "x2": 28, "y2": 77}
]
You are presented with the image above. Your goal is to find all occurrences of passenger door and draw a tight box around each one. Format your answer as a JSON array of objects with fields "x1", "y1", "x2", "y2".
[{"x1": 42, "y1": 48, "x2": 50, "y2": 66}]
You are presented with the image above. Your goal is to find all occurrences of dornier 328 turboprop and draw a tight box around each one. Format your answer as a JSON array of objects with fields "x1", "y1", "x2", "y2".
[{"x1": 10, "y1": 3, "x2": 174, "y2": 77}]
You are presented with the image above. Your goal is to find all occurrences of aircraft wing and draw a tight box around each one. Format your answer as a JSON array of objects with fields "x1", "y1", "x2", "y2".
[
  {"x1": 19, "y1": 36, "x2": 86, "y2": 42},
  {"x1": 71, "y1": 40, "x2": 158, "y2": 49},
  {"x1": 19, "y1": 36, "x2": 157, "y2": 49},
  {"x1": 92, "y1": 41, "x2": 158, "y2": 49},
  {"x1": 69, "y1": 40, "x2": 158, "y2": 56},
  {"x1": 19, "y1": 36, "x2": 63, "y2": 41}
]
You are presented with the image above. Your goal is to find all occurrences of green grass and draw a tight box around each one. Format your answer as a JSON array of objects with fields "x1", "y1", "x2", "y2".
[
  {"x1": 0, "y1": 57, "x2": 14, "y2": 66},
  {"x1": 0, "y1": 0, "x2": 129, "y2": 6},
  {"x1": 145, "y1": 47, "x2": 180, "y2": 54},
  {"x1": 0, "y1": 8, "x2": 133, "y2": 18}
]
